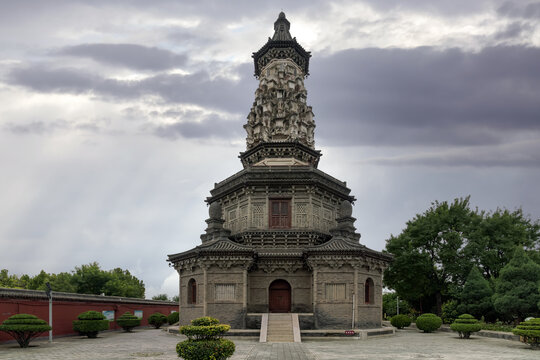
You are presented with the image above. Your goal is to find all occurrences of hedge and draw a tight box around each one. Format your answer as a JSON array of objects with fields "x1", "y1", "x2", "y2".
[
  {"x1": 168, "y1": 311, "x2": 179, "y2": 325},
  {"x1": 177, "y1": 317, "x2": 235, "y2": 360},
  {"x1": 0, "y1": 314, "x2": 51, "y2": 348},
  {"x1": 176, "y1": 338, "x2": 235, "y2": 360},
  {"x1": 148, "y1": 312, "x2": 168, "y2": 329},
  {"x1": 72, "y1": 311, "x2": 109, "y2": 338},
  {"x1": 416, "y1": 313, "x2": 442, "y2": 333},
  {"x1": 512, "y1": 318, "x2": 540, "y2": 348},
  {"x1": 390, "y1": 314, "x2": 412, "y2": 329},
  {"x1": 116, "y1": 311, "x2": 141, "y2": 332},
  {"x1": 450, "y1": 314, "x2": 481, "y2": 339}
]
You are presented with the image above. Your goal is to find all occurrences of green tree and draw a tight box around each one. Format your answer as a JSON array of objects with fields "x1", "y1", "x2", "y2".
[
  {"x1": 27, "y1": 270, "x2": 51, "y2": 290},
  {"x1": 493, "y1": 247, "x2": 540, "y2": 322},
  {"x1": 465, "y1": 208, "x2": 540, "y2": 280},
  {"x1": 384, "y1": 197, "x2": 475, "y2": 314},
  {"x1": 0, "y1": 269, "x2": 21, "y2": 288},
  {"x1": 152, "y1": 294, "x2": 169, "y2": 301},
  {"x1": 383, "y1": 293, "x2": 410, "y2": 318},
  {"x1": 72, "y1": 262, "x2": 110, "y2": 295},
  {"x1": 458, "y1": 266, "x2": 494, "y2": 320},
  {"x1": 48, "y1": 272, "x2": 77, "y2": 293},
  {"x1": 1, "y1": 263, "x2": 145, "y2": 298},
  {"x1": 103, "y1": 268, "x2": 145, "y2": 298}
]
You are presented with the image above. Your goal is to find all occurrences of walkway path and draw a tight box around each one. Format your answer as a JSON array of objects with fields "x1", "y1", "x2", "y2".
[{"x1": 0, "y1": 327, "x2": 538, "y2": 360}]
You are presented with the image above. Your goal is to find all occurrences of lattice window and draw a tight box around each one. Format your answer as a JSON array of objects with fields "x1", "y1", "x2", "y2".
[
  {"x1": 295, "y1": 202, "x2": 308, "y2": 228},
  {"x1": 323, "y1": 208, "x2": 333, "y2": 232},
  {"x1": 313, "y1": 205, "x2": 320, "y2": 229},
  {"x1": 325, "y1": 283, "x2": 346, "y2": 301},
  {"x1": 228, "y1": 209, "x2": 237, "y2": 232},
  {"x1": 215, "y1": 284, "x2": 235, "y2": 301},
  {"x1": 240, "y1": 205, "x2": 248, "y2": 231},
  {"x1": 252, "y1": 203, "x2": 264, "y2": 228}
]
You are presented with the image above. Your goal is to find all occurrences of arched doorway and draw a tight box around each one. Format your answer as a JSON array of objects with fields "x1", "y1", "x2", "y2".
[{"x1": 268, "y1": 279, "x2": 291, "y2": 313}]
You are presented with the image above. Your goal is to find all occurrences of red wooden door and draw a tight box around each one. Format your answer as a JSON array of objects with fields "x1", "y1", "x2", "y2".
[
  {"x1": 269, "y1": 280, "x2": 291, "y2": 313},
  {"x1": 269, "y1": 200, "x2": 291, "y2": 228}
]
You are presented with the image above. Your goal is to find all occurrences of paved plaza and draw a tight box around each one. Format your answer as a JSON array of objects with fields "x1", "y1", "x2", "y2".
[{"x1": 0, "y1": 328, "x2": 538, "y2": 360}]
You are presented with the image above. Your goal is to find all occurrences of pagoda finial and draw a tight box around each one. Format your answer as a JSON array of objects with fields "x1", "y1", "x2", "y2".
[{"x1": 272, "y1": 12, "x2": 292, "y2": 41}]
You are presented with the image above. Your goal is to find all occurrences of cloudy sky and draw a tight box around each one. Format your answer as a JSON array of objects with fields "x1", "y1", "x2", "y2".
[{"x1": 1, "y1": 0, "x2": 539, "y2": 299}]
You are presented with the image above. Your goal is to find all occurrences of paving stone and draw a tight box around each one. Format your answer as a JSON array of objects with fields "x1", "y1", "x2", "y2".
[{"x1": 0, "y1": 327, "x2": 538, "y2": 360}]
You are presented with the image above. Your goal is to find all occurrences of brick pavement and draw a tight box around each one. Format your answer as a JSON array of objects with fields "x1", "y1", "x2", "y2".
[{"x1": 0, "y1": 327, "x2": 538, "y2": 360}]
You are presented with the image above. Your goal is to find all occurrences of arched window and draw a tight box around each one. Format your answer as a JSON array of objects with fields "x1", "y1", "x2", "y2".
[
  {"x1": 188, "y1": 279, "x2": 197, "y2": 304},
  {"x1": 365, "y1": 278, "x2": 374, "y2": 304}
]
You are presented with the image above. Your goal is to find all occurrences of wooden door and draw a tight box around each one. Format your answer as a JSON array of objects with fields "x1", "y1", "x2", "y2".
[
  {"x1": 269, "y1": 279, "x2": 291, "y2": 313},
  {"x1": 269, "y1": 199, "x2": 291, "y2": 228}
]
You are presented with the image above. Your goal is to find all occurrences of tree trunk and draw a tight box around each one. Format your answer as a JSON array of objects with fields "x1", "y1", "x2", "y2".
[{"x1": 436, "y1": 292, "x2": 443, "y2": 315}]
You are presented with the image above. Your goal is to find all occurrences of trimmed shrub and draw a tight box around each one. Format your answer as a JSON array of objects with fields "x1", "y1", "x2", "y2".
[
  {"x1": 450, "y1": 314, "x2": 481, "y2": 339},
  {"x1": 191, "y1": 316, "x2": 219, "y2": 326},
  {"x1": 416, "y1": 313, "x2": 442, "y2": 333},
  {"x1": 168, "y1": 311, "x2": 179, "y2": 325},
  {"x1": 177, "y1": 338, "x2": 235, "y2": 360},
  {"x1": 73, "y1": 311, "x2": 109, "y2": 338},
  {"x1": 177, "y1": 317, "x2": 235, "y2": 360},
  {"x1": 512, "y1": 318, "x2": 540, "y2": 348},
  {"x1": 390, "y1": 314, "x2": 412, "y2": 329},
  {"x1": 116, "y1": 311, "x2": 141, "y2": 332},
  {"x1": 0, "y1": 314, "x2": 51, "y2": 348},
  {"x1": 148, "y1": 312, "x2": 168, "y2": 329},
  {"x1": 441, "y1": 300, "x2": 459, "y2": 324}
]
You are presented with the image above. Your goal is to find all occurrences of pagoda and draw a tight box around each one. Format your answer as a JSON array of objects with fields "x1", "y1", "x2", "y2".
[{"x1": 167, "y1": 12, "x2": 391, "y2": 330}]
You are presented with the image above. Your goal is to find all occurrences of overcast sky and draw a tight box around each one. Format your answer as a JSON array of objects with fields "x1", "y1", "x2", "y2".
[{"x1": 1, "y1": 0, "x2": 539, "y2": 299}]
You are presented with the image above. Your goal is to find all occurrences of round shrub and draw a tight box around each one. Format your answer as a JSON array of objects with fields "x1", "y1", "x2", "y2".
[
  {"x1": 177, "y1": 338, "x2": 235, "y2": 360},
  {"x1": 168, "y1": 311, "x2": 179, "y2": 325},
  {"x1": 148, "y1": 312, "x2": 168, "y2": 329},
  {"x1": 512, "y1": 318, "x2": 540, "y2": 348},
  {"x1": 177, "y1": 317, "x2": 235, "y2": 360},
  {"x1": 191, "y1": 316, "x2": 220, "y2": 326},
  {"x1": 390, "y1": 314, "x2": 412, "y2": 329},
  {"x1": 416, "y1": 313, "x2": 442, "y2": 333},
  {"x1": 73, "y1": 310, "x2": 109, "y2": 338},
  {"x1": 116, "y1": 311, "x2": 141, "y2": 332},
  {"x1": 0, "y1": 314, "x2": 51, "y2": 348},
  {"x1": 450, "y1": 314, "x2": 481, "y2": 339}
]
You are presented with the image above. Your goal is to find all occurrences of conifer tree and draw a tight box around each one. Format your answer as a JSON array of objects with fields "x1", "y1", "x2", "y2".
[
  {"x1": 493, "y1": 247, "x2": 540, "y2": 322},
  {"x1": 458, "y1": 266, "x2": 494, "y2": 319}
]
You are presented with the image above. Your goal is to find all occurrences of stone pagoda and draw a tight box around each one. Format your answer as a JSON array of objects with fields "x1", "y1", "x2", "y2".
[{"x1": 167, "y1": 12, "x2": 391, "y2": 330}]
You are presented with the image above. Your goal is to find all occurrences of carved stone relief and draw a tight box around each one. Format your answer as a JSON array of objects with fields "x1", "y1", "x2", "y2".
[{"x1": 245, "y1": 59, "x2": 315, "y2": 150}]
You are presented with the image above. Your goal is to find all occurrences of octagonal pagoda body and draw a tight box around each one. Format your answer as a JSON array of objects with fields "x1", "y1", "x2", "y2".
[{"x1": 167, "y1": 13, "x2": 391, "y2": 330}]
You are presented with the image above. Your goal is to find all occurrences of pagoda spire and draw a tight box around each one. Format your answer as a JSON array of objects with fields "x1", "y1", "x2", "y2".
[
  {"x1": 242, "y1": 13, "x2": 318, "y2": 165},
  {"x1": 272, "y1": 12, "x2": 293, "y2": 41},
  {"x1": 252, "y1": 12, "x2": 311, "y2": 77}
]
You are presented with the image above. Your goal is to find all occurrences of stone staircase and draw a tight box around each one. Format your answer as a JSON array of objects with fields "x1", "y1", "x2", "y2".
[{"x1": 261, "y1": 313, "x2": 301, "y2": 343}]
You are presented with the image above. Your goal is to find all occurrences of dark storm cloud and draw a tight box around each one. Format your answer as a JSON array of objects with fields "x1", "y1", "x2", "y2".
[
  {"x1": 4, "y1": 120, "x2": 70, "y2": 135},
  {"x1": 9, "y1": 45, "x2": 540, "y2": 150},
  {"x1": 362, "y1": 0, "x2": 495, "y2": 16},
  {"x1": 497, "y1": 1, "x2": 540, "y2": 19},
  {"x1": 154, "y1": 115, "x2": 242, "y2": 140},
  {"x1": 9, "y1": 66, "x2": 97, "y2": 94},
  {"x1": 494, "y1": 22, "x2": 534, "y2": 40},
  {"x1": 58, "y1": 44, "x2": 187, "y2": 71},
  {"x1": 362, "y1": 140, "x2": 540, "y2": 168},
  {"x1": 309, "y1": 46, "x2": 540, "y2": 147},
  {"x1": 8, "y1": 63, "x2": 254, "y2": 114}
]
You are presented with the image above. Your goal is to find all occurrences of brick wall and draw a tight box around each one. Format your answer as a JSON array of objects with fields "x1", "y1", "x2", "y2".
[{"x1": 0, "y1": 288, "x2": 177, "y2": 343}]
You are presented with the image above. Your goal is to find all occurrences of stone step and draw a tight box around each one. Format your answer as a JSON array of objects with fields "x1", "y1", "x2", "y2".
[{"x1": 266, "y1": 313, "x2": 295, "y2": 342}]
